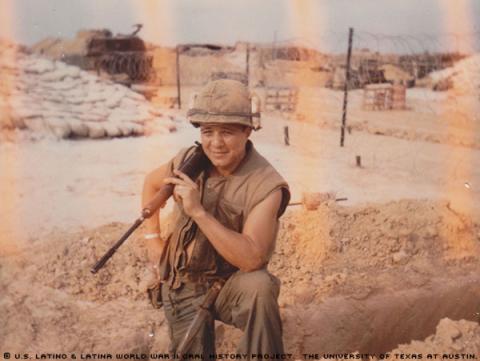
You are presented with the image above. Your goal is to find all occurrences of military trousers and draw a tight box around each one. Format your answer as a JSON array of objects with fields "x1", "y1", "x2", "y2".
[{"x1": 161, "y1": 269, "x2": 284, "y2": 360}]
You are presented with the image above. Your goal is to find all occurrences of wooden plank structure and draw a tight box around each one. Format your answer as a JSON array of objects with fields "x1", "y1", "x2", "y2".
[
  {"x1": 264, "y1": 87, "x2": 298, "y2": 112},
  {"x1": 391, "y1": 84, "x2": 407, "y2": 110},
  {"x1": 362, "y1": 83, "x2": 406, "y2": 110}
]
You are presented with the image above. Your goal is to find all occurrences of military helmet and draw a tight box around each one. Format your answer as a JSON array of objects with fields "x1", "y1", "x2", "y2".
[{"x1": 187, "y1": 79, "x2": 261, "y2": 130}]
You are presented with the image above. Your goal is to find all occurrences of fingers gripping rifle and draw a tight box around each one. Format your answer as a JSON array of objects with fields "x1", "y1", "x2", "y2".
[{"x1": 91, "y1": 142, "x2": 210, "y2": 274}]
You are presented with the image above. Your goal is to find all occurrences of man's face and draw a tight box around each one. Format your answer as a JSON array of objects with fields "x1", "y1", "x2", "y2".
[{"x1": 200, "y1": 123, "x2": 252, "y2": 175}]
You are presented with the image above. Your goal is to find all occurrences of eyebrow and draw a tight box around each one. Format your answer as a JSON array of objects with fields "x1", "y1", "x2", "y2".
[{"x1": 201, "y1": 126, "x2": 237, "y2": 131}]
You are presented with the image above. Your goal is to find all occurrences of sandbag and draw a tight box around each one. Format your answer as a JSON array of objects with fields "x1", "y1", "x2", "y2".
[
  {"x1": 127, "y1": 122, "x2": 144, "y2": 136},
  {"x1": 23, "y1": 117, "x2": 46, "y2": 131},
  {"x1": 46, "y1": 117, "x2": 72, "y2": 139},
  {"x1": 23, "y1": 58, "x2": 55, "y2": 75},
  {"x1": 69, "y1": 119, "x2": 89, "y2": 137},
  {"x1": 103, "y1": 123, "x2": 122, "y2": 137},
  {"x1": 86, "y1": 122, "x2": 106, "y2": 139},
  {"x1": 117, "y1": 123, "x2": 133, "y2": 136}
]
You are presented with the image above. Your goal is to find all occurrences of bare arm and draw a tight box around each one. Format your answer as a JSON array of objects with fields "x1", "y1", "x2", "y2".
[
  {"x1": 193, "y1": 190, "x2": 282, "y2": 272},
  {"x1": 141, "y1": 163, "x2": 170, "y2": 264}
]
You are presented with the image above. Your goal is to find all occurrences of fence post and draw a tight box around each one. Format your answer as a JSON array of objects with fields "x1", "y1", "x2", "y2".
[
  {"x1": 356, "y1": 155, "x2": 362, "y2": 167},
  {"x1": 340, "y1": 28, "x2": 354, "y2": 147},
  {"x1": 176, "y1": 45, "x2": 181, "y2": 109},
  {"x1": 246, "y1": 43, "x2": 250, "y2": 86},
  {"x1": 284, "y1": 126, "x2": 290, "y2": 146}
]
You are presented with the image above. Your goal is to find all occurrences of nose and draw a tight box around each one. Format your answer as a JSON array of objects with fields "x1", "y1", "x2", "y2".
[{"x1": 211, "y1": 132, "x2": 225, "y2": 148}]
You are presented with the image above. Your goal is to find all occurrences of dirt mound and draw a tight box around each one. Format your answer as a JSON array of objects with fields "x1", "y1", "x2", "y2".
[
  {"x1": 392, "y1": 318, "x2": 480, "y2": 355},
  {"x1": 22, "y1": 199, "x2": 479, "y2": 307},
  {"x1": 271, "y1": 199, "x2": 479, "y2": 304},
  {"x1": 0, "y1": 223, "x2": 170, "y2": 355},
  {"x1": 216, "y1": 200, "x2": 480, "y2": 354},
  {"x1": 20, "y1": 223, "x2": 153, "y2": 302},
  {"x1": 261, "y1": 200, "x2": 479, "y2": 356},
  {"x1": 31, "y1": 29, "x2": 112, "y2": 59},
  {"x1": 1, "y1": 199, "x2": 479, "y2": 356}
]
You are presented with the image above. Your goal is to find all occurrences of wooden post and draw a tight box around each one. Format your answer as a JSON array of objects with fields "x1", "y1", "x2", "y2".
[
  {"x1": 356, "y1": 155, "x2": 362, "y2": 168},
  {"x1": 284, "y1": 126, "x2": 290, "y2": 146},
  {"x1": 245, "y1": 43, "x2": 250, "y2": 86},
  {"x1": 340, "y1": 28, "x2": 354, "y2": 147},
  {"x1": 176, "y1": 45, "x2": 181, "y2": 109},
  {"x1": 273, "y1": 30, "x2": 277, "y2": 60}
]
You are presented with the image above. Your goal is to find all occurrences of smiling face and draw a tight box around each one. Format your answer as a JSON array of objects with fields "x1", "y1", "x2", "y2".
[{"x1": 200, "y1": 123, "x2": 252, "y2": 176}]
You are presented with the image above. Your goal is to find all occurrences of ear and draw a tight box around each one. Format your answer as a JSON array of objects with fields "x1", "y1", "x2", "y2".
[{"x1": 244, "y1": 126, "x2": 252, "y2": 137}]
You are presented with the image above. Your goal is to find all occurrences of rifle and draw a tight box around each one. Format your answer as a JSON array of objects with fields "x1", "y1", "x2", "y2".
[
  {"x1": 91, "y1": 142, "x2": 210, "y2": 274},
  {"x1": 176, "y1": 280, "x2": 224, "y2": 356}
]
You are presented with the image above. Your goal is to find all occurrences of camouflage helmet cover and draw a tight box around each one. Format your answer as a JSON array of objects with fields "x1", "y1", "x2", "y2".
[{"x1": 187, "y1": 79, "x2": 261, "y2": 130}]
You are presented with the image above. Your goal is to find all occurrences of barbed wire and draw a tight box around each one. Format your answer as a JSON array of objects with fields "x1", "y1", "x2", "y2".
[
  {"x1": 263, "y1": 31, "x2": 480, "y2": 54},
  {"x1": 221, "y1": 31, "x2": 479, "y2": 175}
]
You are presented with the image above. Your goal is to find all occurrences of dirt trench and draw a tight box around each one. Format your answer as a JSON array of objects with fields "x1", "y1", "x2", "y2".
[
  {"x1": 283, "y1": 274, "x2": 480, "y2": 355},
  {"x1": 217, "y1": 199, "x2": 480, "y2": 355}
]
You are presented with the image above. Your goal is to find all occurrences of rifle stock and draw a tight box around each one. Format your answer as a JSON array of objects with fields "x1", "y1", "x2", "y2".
[{"x1": 91, "y1": 142, "x2": 210, "y2": 274}]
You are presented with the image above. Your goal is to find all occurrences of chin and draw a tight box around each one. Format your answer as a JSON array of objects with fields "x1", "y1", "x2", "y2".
[{"x1": 211, "y1": 158, "x2": 228, "y2": 168}]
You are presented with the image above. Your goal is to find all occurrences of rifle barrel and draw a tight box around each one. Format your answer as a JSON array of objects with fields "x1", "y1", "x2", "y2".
[{"x1": 90, "y1": 217, "x2": 144, "y2": 273}]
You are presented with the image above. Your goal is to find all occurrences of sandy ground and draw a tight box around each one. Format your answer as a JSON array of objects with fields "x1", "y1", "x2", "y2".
[
  {"x1": 1, "y1": 200, "x2": 479, "y2": 357},
  {"x1": 1, "y1": 86, "x2": 480, "y2": 357}
]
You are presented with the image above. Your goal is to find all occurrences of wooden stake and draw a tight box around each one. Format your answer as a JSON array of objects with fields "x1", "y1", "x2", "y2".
[
  {"x1": 176, "y1": 45, "x2": 181, "y2": 109},
  {"x1": 246, "y1": 43, "x2": 250, "y2": 86},
  {"x1": 284, "y1": 126, "x2": 290, "y2": 146},
  {"x1": 356, "y1": 155, "x2": 362, "y2": 168},
  {"x1": 340, "y1": 28, "x2": 354, "y2": 147}
]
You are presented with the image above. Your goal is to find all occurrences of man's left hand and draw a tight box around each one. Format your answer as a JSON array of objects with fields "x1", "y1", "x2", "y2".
[{"x1": 164, "y1": 170, "x2": 204, "y2": 218}]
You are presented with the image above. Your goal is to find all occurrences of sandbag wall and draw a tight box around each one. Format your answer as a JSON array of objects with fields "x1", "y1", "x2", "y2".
[{"x1": 0, "y1": 47, "x2": 174, "y2": 139}]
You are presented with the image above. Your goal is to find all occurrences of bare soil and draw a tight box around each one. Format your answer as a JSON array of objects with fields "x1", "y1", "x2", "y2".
[{"x1": 1, "y1": 200, "x2": 479, "y2": 357}]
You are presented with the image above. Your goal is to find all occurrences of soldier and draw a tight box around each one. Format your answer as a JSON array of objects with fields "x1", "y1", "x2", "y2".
[{"x1": 142, "y1": 79, "x2": 290, "y2": 358}]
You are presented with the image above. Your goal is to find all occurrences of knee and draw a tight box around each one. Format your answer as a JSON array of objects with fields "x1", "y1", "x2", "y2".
[
  {"x1": 220, "y1": 270, "x2": 282, "y2": 331},
  {"x1": 232, "y1": 270, "x2": 280, "y2": 300}
]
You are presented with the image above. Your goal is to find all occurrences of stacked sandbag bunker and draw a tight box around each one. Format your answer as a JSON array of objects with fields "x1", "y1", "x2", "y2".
[
  {"x1": 427, "y1": 53, "x2": 480, "y2": 95},
  {"x1": 0, "y1": 45, "x2": 175, "y2": 139}
]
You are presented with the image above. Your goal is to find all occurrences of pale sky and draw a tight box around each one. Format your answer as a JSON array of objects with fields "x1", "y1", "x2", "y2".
[{"x1": 1, "y1": 0, "x2": 479, "y2": 53}]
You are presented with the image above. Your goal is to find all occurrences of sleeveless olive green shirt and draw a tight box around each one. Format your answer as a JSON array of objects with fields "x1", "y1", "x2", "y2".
[{"x1": 159, "y1": 141, "x2": 290, "y2": 289}]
